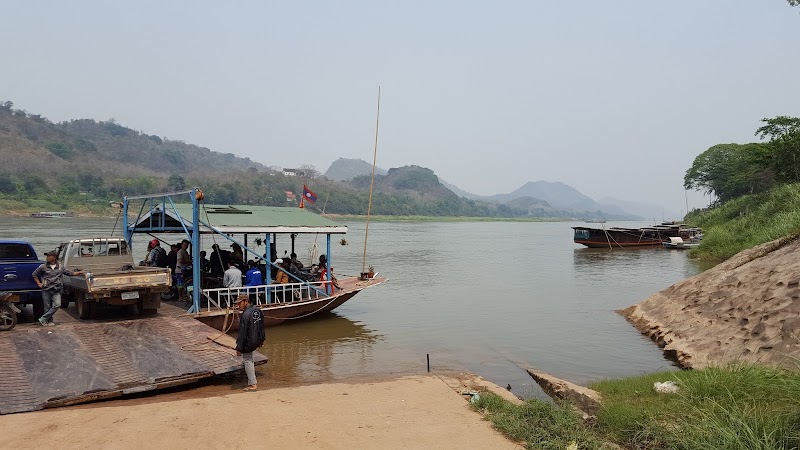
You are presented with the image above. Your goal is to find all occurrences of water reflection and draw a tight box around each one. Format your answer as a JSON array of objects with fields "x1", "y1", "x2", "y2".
[{"x1": 244, "y1": 313, "x2": 384, "y2": 384}]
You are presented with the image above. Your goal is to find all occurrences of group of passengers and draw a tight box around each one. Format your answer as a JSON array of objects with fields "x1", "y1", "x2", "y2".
[
  {"x1": 223, "y1": 253, "x2": 328, "y2": 289},
  {"x1": 141, "y1": 239, "x2": 330, "y2": 303}
]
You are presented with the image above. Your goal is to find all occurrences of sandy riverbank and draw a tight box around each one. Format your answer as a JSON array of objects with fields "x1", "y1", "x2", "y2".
[{"x1": 0, "y1": 374, "x2": 520, "y2": 449}]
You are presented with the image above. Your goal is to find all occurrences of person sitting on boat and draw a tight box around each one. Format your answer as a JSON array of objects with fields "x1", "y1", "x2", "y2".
[
  {"x1": 273, "y1": 259, "x2": 289, "y2": 284},
  {"x1": 210, "y1": 244, "x2": 230, "y2": 278},
  {"x1": 230, "y1": 243, "x2": 244, "y2": 265},
  {"x1": 245, "y1": 260, "x2": 263, "y2": 286},
  {"x1": 223, "y1": 260, "x2": 243, "y2": 289},
  {"x1": 315, "y1": 254, "x2": 327, "y2": 281},
  {"x1": 199, "y1": 251, "x2": 210, "y2": 273},
  {"x1": 289, "y1": 252, "x2": 303, "y2": 270}
]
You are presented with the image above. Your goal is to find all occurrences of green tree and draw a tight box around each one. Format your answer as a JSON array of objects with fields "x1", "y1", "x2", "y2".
[
  {"x1": 168, "y1": 174, "x2": 186, "y2": 190},
  {"x1": 0, "y1": 174, "x2": 16, "y2": 194},
  {"x1": 756, "y1": 116, "x2": 800, "y2": 183},
  {"x1": 684, "y1": 143, "x2": 774, "y2": 202},
  {"x1": 46, "y1": 142, "x2": 73, "y2": 159}
]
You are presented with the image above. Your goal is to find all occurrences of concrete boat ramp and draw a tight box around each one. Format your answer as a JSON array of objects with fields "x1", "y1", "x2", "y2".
[{"x1": 0, "y1": 309, "x2": 266, "y2": 415}]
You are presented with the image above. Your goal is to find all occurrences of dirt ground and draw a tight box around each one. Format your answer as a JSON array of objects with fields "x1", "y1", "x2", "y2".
[{"x1": 0, "y1": 375, "x2": 520, "y2": 449}]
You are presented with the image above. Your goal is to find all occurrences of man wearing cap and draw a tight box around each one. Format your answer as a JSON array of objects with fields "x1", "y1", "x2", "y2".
[
  {"x1": 235, "y1": 294, "x2": 265, "y2": 391},
  {"x1": 147, "y1": 239, "x2": 167, "y2": 268},
  {"x1": 32, "y1": 250, "x2": 83, "y2": 326}
]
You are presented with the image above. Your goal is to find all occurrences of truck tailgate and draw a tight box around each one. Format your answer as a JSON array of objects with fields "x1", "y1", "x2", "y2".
[{"x1": 87, "y1": 269, "x2": 172, "y2": 292}]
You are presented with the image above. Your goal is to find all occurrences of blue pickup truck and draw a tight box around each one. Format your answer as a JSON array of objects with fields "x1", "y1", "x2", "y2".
[{"x1": 0, "y1": 240, "x2": 44, "y2": 318}]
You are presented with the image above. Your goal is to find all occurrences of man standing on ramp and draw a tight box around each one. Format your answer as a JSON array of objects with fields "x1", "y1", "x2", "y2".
[{"x1": 235, "y1": 295, "x2": 265, "y2": 391}]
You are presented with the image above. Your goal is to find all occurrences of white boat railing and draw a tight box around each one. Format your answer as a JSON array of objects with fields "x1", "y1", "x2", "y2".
[{"x1": 199, "y1": 281, "x2": 333, "y2": 312}]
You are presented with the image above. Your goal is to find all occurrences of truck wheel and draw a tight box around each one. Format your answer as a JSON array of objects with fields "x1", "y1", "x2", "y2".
[
  {"x1": 32, "y1": 298, "x2": 45, "y2": 319},
  {"x1": 137, "y1": 299, "x2": 157, "y2": 316},
  {"x1": 76, "y1": 299, "x2": 96, "y2": 320},
  {"x1": 0, "y1": 304, "x2": 17, "y2": 331}
]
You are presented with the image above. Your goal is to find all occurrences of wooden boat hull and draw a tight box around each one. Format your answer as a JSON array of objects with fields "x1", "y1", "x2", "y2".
[
  {"x1": 575, "y1": 239, "x2": 663, "y2": 248},
  {"x1": 193, "y1": 277, "x2": 386, "y2": 331},
  {"x1": 573, "y1": 223, "x2": 702, "y2": 249}
]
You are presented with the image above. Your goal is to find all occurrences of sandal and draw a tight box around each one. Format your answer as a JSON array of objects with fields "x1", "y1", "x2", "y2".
[{"x1": 243, "y1": 386, "x2": 257, "y2": 392}]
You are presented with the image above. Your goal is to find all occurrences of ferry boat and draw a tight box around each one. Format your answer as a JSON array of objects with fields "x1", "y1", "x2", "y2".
[
  {"x1": 572, "y1": 222, "x2": 702, "y2": 248},
  {"x1": 125, "y1": 191, "x2": 386, "y2": 331}
]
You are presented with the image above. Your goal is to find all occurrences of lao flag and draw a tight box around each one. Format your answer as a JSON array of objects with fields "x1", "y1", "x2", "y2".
[{"x1": 303, "y1": 185, "x2": 317, "y2": 204}]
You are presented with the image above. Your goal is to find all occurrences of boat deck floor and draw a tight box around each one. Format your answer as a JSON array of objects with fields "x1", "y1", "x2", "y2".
[{"x1": 0, "y1": 310, "x2": 266, "y2": 415}]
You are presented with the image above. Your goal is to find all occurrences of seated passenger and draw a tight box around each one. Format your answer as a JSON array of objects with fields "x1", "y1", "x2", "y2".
[
  {"x1": 245, "y1": 260, "x2": 263, "y2": 286},
  {"x1": 273, "y1": 259, "x2": 289, "y2": 284},
  {"x1": 290, "y1": 252, "x2": 303, "y2": 270}
]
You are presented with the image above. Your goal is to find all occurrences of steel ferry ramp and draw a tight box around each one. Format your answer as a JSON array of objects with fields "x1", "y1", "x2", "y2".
[{"x1": 0, "y1": 316, "x2": 267, "y2": 414}]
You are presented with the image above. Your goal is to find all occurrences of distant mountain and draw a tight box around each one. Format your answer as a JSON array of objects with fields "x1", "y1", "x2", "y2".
[
  {"x1": 324, "y1": 158, "x2": 387, "y2": 181},
  {"x1": 351, "y1": 165, "x2": 458, "y2": 201},
  {"x1": 598, "y1": 197, "x2": 680, "y2": 222},
  {"x1": 489, "y1": 181, "x2": 595, "y2": 210},
  {"x1": 505, "y1": 196, "x2": 552, "y2": 209},
  {"x1": 437, "y1": 178, "x2": 484, "y2": 200},
  {"x1": 488, "y1": 181, "x2": 640, "y2": 219}
]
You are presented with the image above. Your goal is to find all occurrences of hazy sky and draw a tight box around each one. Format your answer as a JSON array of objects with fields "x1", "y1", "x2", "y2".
[{"x1": 3, "y1": 1, "x2": 799, "y2": 212}]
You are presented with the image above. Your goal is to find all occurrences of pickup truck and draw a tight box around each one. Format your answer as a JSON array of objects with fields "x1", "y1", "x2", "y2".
[
  {"x1": 58, "y1": 237, "x2": 172, "y2": 319},
  {"x1": 0, "y1": 240, "x2": 45, "y2": 318}
]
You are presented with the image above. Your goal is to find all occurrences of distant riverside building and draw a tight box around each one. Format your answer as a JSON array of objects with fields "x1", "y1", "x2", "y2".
[{"x1": 282, "y1": 168, "x2": 306, "y2": 177}]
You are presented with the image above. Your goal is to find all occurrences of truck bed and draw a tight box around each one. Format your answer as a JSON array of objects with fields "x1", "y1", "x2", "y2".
[{"x1": 63, "y1": 266, "x2": 172, "y2": 294}]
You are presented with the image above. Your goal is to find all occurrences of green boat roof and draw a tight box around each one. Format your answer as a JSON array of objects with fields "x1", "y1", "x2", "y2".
[{"x1": 132, "y1": 204, "x2": 347, "y2": 235}]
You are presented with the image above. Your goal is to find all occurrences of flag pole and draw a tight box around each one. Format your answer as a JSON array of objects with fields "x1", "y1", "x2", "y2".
[{"x1": 362, "y1": 86, "x2": 380, "y2": 276}]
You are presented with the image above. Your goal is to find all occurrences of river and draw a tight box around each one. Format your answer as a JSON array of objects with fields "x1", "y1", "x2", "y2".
[{"x1": 0, "y1": 217, "x2": 703, "y2": 398}]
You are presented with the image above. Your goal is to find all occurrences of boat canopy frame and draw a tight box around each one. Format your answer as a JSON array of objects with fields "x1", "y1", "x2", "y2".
[{"x1": 122, "y1": 189, "x2": 344, "y2": 313}]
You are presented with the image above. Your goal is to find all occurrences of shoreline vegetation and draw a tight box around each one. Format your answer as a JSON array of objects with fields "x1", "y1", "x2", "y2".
[
  {"x1": 474, "y1": 365, "x2": 800, "y2": 450},
  {"x1": 0, "y1": 198, "x2": 581, "y2": 222},
  {"x1": 686, "y1": 182, "x2": 800, "y2": 261}
]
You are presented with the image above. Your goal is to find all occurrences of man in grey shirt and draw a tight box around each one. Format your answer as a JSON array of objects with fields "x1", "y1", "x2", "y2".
[
  {"x1": 32, "y1": 250, "x2": 83, "y2": 326},
  {"x1": 223, "y1": 260, "x2": 243, "y2": 288}
]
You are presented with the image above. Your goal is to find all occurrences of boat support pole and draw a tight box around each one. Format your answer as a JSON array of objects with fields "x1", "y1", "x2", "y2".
[
  {"x1": 265, "y1": 233, "x2": 271, "y2": 304},
  {"x1": 326, "y1": 233, "x2": 331, "y2": 295},
  {"x1": 122, "y1": 196, "x2": 130, "y2": 246},
  {"x1": 190, "y1": 188, "x2": 201, "y2": 314}
]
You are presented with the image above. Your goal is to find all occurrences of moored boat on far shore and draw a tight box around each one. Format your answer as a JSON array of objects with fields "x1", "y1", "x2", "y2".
[{"x1": 572, "y1": 222, "x2": 702, "y2": 248}]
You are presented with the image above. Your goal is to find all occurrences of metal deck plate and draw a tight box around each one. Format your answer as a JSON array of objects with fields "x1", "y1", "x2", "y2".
[{"x1": 0, "y1": 317, "x2": 266, "y2": 414}]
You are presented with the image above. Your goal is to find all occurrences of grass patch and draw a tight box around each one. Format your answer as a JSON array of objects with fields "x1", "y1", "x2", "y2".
[
  {"x1": 591, "y1": 365, "x2": 800, "y2": 449},
  {"x1": 473, "y1": 366, "x2": 800, "y2": 449},
  {"x1": 686, "y1": 183, "x2": 800, "y2": 261},
  {"x1": 470, "y1": 393, "x2": 613, "y2": 449}
]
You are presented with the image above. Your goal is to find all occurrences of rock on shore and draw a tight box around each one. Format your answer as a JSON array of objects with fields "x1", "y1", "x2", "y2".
[{"x1": 622, "y1": 234, "x2": 800, "y2": 369}]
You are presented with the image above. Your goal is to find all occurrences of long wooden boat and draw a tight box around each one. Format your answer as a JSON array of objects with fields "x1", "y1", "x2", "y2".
[
  {"x1": 572, "y1": 222, "x2": 702, "y2": 248},
  {"x1": 30, "y1": 211, "x2": 74, "y2": 218}
]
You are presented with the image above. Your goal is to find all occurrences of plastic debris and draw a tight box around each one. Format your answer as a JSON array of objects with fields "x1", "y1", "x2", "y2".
[
  {"x1": 462, "y1": 390, "x2": 481, "y2": 404},
  {"x1": 653, "y1": 381, "x2": 679, "y2": 394}
]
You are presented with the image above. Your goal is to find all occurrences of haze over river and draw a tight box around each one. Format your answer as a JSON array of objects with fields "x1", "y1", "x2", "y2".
[{"x1": 0, "y1": 217, "x2": 704, "y2": 397}]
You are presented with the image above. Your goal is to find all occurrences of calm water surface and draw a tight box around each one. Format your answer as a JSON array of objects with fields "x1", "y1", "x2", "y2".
[{"x1": 0, "y1": 217, "x2": 703, "y2": 397}]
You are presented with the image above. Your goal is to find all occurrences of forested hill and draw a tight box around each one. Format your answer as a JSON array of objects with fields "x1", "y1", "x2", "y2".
[
  {"x1": 0, "y1": 101, "x2": 263, "y2": 197},
  {"x1": 0, "y1": 101, "x2": 621, "y2": 219},
  {"x1": 324, "y1": 157, "x2": 387, "y2": 181}
]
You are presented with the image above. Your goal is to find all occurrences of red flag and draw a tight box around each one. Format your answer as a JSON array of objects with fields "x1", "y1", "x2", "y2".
[{"x1": 303, "y1": 185, "x2": 318, "y2": 204}]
